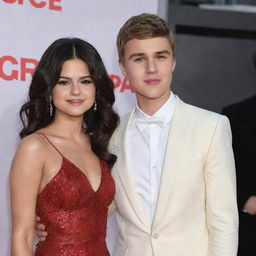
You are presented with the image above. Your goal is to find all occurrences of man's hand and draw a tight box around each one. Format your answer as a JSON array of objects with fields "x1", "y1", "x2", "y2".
[
  {"x1": 243, "y1": 196, "x2": 256, "y2": 215},
  {"x1": 35, "y1": 216, "x2": 47, "y2": 241}
]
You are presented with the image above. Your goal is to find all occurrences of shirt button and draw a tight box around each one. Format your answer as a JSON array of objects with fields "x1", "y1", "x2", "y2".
[{"x1": 153, "y1": 233, "x2": 159, "y2": 239}]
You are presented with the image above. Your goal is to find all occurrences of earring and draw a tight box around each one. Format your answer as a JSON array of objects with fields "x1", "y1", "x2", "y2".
[
  {"x1": 94, "y1": 102, "x2": 97, "y2": 112},
  {"x1": 49, "y1": 96, "x2": 53, "y2": 117}
]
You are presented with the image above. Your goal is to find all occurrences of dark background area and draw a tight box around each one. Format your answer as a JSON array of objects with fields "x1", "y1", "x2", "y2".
[{"x1": 168, "y1": 3, "x2": 256, "y2": 113}]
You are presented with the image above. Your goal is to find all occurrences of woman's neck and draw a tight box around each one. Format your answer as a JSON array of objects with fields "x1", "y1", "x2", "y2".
[{"x1": 47, "y1": 114, "x2": 85, "y2": 140}]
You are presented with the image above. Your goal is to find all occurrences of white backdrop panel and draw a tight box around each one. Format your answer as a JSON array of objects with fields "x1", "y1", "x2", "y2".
[{"x1": 0, "y1": 0, "x2": 159, "y2": 254}]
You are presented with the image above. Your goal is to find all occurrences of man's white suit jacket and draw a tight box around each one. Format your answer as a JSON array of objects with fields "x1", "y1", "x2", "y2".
[{"x1": 110, "y1": 97, "x2": 238, "y2": 256}]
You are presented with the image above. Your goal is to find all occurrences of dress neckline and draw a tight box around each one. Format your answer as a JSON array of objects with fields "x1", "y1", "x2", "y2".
[
  {"x1": 63, "y1": 156, "x2": 104, "y2": 193},
  {"x1": 36, "y1": 132, "x2": 103, "y2": 196}
]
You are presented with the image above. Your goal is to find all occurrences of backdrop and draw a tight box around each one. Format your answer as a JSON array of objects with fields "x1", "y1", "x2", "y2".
[{"x1": 0, "y1": 1, "x2": 160, "y2": 254}]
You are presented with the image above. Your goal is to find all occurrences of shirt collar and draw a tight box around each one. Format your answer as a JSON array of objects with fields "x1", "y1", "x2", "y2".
[{"x1": 134, "y1": 92, "x2": 176, "y2": 125}]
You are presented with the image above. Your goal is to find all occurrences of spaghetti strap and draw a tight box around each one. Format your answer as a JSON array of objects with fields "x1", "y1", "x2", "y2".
[{"x1": 37, "y1": 132, "x2": 63, "y2": 157}]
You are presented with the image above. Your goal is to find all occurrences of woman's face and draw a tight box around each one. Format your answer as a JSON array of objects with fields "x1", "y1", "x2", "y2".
[{"x1": 52, "y1": 58, "x2": 96, "y2": 119}]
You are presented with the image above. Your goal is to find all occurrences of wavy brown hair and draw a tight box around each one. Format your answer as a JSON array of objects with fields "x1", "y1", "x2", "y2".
[{"x1": 20, "y1": 38, "x2": 119, "y2": 168}]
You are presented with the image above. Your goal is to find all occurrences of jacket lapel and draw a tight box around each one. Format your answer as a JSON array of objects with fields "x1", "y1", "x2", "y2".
[
  {"x1": 115, "y1": 110, "x2": 150, "y2": 229},
  {"x1": 152, "y1": 97, "x2": 190, "y2": 227}
]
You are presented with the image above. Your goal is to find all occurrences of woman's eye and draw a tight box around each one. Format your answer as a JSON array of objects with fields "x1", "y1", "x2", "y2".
[
  {"x1": 57, "y1": 80, "x2": 69, "y2": 85},
  {"x1": 81, "y1": 79, "x2": 92, "y2": 85}
]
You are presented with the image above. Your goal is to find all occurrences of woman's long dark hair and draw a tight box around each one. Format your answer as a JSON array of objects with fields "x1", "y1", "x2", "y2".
[{"x1": 20, "y1": 38, "x2": 119, "y2": 168}]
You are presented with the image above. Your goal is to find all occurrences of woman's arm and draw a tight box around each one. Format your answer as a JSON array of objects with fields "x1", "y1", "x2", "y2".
[{"x1": 10, "y1": 135, "x2": 45, "y2": 256}]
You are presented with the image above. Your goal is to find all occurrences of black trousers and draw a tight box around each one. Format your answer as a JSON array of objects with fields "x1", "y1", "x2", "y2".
[{"x1": 238, "y1": 211, "x2": 256, "y2": 256}]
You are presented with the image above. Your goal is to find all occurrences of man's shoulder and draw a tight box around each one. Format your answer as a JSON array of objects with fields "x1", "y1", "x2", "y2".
[
  {"x1": 178, "y1": 97, "x2": 224, "y2": 123},
  {"x1": 117, "y1": 111, "x2": 132, "y2": 128},
  {"x1": 120, "y1": 112, "x2": 132, "y2": 122},
  {"x1": 178, "y1": 99, "x2": 231, "y2": 141},
  {"x1": 111, "y1": 111, "x2": 133, "y2": 140}
]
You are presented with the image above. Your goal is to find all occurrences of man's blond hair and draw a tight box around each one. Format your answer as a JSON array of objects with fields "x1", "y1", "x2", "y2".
[{"x1": 116, "y1": 13, "x2": 175, "y2": 62}]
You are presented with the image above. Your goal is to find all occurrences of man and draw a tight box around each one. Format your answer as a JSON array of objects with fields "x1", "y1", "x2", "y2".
[
  {"x1": 110, "y1": 13, "x2": 238, "y2": 256},
  {"x1": 222, "y1": 51, "x2": 256, "y2": 256},
  {"x1": 37, "y1": 13, "x2": 238, "y2": 256}
]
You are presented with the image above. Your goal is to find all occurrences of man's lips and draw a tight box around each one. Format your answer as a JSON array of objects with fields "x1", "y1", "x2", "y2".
[
  {"x1": 144, "y1": 78, "x2": 161, "y2": 85},
  {"x1": 67, "y1": 99, "x2": 84, "y2": 105}
]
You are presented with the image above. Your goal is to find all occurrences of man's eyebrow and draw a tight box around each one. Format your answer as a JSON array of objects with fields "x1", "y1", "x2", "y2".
[
  {"x1": 129, "y1": 53, "x2": 145, "y2": 60},
  {"x1": 129, "y1": 50, "x2": 171, "y2": 60},
  {"x1": 156, "y1": 50, "x2": 171, "y2": 55}
]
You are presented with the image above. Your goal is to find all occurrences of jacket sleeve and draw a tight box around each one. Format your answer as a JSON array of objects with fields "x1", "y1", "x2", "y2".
[{"x1": 205, "y1": 115, "x2": 238, "y2": 256}]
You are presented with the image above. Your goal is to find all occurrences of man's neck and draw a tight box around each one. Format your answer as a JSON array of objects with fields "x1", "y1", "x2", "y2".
[{"x1": 136, "y1": 93, "x2": 171, "y2": 116}]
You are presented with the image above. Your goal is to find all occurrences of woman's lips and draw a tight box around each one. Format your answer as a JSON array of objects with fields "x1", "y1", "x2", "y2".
[{"x1": 67, "y1": 99, "x2": 84, "y2": 105}]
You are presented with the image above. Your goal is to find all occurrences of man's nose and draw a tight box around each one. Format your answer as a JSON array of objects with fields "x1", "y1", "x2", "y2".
[{"x1": 146, "y1": 58, "x2": 158, "y2": 73}]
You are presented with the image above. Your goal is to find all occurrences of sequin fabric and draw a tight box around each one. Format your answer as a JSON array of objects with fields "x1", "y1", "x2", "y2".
[{"x1": 35, "y1": 134, "x2": 115, "y2": 256}]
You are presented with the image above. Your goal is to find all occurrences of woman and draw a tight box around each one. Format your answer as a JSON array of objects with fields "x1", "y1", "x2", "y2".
[{"x1": 10, "y1": 38, "x2": 119, "y2": 256}]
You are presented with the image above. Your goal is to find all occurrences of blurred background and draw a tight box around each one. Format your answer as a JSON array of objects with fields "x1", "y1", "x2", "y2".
[{"x1": 168, "y1": 0, "x2": 256, "y2": 112}]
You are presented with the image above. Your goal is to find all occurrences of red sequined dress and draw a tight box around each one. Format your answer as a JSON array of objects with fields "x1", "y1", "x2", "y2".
[{"x1": 35, "y1": 133, "x2": 115, "y2": 256}]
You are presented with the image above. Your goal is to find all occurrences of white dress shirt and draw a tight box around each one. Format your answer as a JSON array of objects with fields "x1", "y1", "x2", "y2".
[{"x1": 127, "y1": 93, "x2": 176, "y2": 223}]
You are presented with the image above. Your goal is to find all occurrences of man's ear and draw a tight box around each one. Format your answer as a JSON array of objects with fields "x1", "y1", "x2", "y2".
[
  {"x1": 119, "y1": 61, "x2": 126, "y2": 77},
  {"x1": 172, "y1": 58, "x2": 176, "y2": 72}
]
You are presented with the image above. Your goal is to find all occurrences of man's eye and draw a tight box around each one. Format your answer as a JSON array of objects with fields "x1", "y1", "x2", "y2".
[
  {"x1": 134, "y1": 57, "x2": 144, "y2": 63},
  {"x1": 156, "y1": 55, "x2": 166, "y2": 60},
  {"x1": 58, "y1": 80, "x2": 69, "y2": 85}
]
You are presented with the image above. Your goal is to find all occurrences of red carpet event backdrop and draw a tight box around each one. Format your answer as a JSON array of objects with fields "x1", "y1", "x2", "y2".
[{"x1": 0, "y1": 0, "x2": 159, "y2": 254}]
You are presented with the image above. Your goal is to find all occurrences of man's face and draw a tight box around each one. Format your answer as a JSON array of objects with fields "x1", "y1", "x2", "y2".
[{"x1": 119, "y1": 37, "x2": 175, "y2": 105}]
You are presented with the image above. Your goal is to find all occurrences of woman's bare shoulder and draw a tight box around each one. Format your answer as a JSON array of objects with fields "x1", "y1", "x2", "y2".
[
  {"x1": 10, "y1": 133, "x2": 49, "y2": 176},
  {"x1": 16, "y1": 133, "x2": 48, "y2": 157}
]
